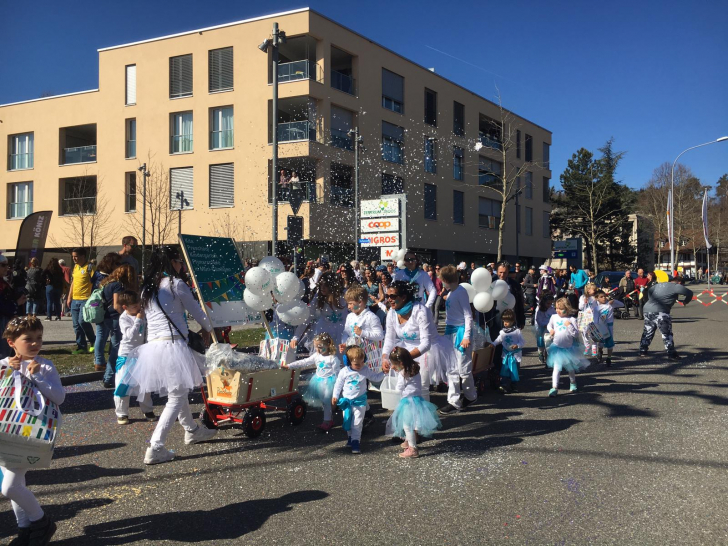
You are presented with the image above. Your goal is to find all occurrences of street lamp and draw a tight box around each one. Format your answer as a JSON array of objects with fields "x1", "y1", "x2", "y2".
[
  {"x1": 137, "y1": 163, "x2": 150, "y2": 276},
  {"x1": 348, "y1": 127, "x2": 363, "y2": 261},
  {"x1": 259, "y1": 23, "x2": 286, "y2": 256},
  {"x1": 176, "y1": 190, "x2": 189, "y2": 236},
  {"x1": 670, "y1": 136, "x2": 728, "y2": 275}
]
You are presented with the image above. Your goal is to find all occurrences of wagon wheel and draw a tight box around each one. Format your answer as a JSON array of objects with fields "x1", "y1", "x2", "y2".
[
  {"x1": 200, "y1": 405, "x2": 217, "y2": 429},
  {"x1": 476, "y1": 376, "x2": 488, "y2": 396},
  {"x1": 287, "y1": 395, "x2": 307, "y2": 426},
  {"x1": 242, "y1": 406, "x2": 266, "y2": 438}
]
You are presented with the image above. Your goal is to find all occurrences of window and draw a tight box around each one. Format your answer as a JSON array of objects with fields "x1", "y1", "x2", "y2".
[
  {"x1": 210, "y1": 107, "x2": 233, "y2": 150},
  {"x1": 543, "y1": 142, "x2": 550, "y2": 169},
  {"x1": 543, "y1": 177, "x2": 550, "y2": 203},
  {"x1": 525, "y1": 133, "x2": 533, "y2": 162},
  {"x1": 424, "y1": 138, "x2": 437, "y2": 174},
  {"x1": 382, "y1": 68, "x2": 404, "y2": 113},
  {"x1": 209, "y1": 47, "x2": 233, "y2": 93},
  {"x1": 169, "y1": 54, "x2": 193, "y2": 98},
  {"x1": 424, "y1": 184, "x2": 437, "y2": 220},
  {"x1": 382, "y1": 121, "x2": 404, "y2": 164},
  {"x1": 125, "y1": 172, "x2": 136, "y2": 212},
  {"x1": 479, "y1": 157, "x2": 502, "y2": 187},
  {"x1": 382, "y1": 173, "x2": 404, "y2": 195},
  {"x1": 125, "y1": 64, "x2": 136, "y2": 105},
  {"x1": 478, "y1": 197, "x2": 501, "y2": 229},
  {"x1": 525, "y1": 206, "x2": 533, "y2": 235},
  {"x1": 424, "y1": 88, "x2": 437, "y2": 126},
  {"x1": 453, "y1": 101, "x2": 465, "y2": 136},
  {"x1": 170, "y1": 167, "x2": 193, "y2": 209},
  {"x1": 331, "y1": 106, "x2": 354, "y2": 151},
  {"x1": 453, "y1": 190, "x2": 464, "y2": 224},
  {"x1": 543, "y1": 211, "x2": 550, "y2": 238},
  {"x1": 525, "y1": 172, "x2": 533, "y2": 199},
  {"x1": 516, "y1": 130, "x2": 521, "y2": 159},
  {"x1": 479, "y1": 114, "x2": 502, "y2": 150},
  {"x1": 209, "y1": 163, "x2": 234, "y2": 208},
  {"x1": 61, "y1": 176, "x2": 96, "y2": 215},
  {"x1": 8, "y1": 133, "x2": 33, "y2": 170},
  {"x1": 331, "y1": 163, "x2": 353, "y2": 207},
  {"x1": 8, "y1": 182, "x2": 33, "y2": 219},
  {"x1": 453, "y1": 147, "x2": 464, "y2": 181},
  {"x1": 171, "y1": 112, "x2": 193, "y2": 153},
  {"x1": 125, "y1": 119, "x2": 136, "y2": 159}
]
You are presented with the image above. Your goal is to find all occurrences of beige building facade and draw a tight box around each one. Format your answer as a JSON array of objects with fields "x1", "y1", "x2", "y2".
[{"x1": 0, "y1": 8, "x2": 552, "y2": 266}]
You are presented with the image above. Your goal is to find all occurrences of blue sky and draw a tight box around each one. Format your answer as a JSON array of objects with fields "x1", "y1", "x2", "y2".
[{"x1": 1, "y1": 0, "x2": 726, "y2": 189}]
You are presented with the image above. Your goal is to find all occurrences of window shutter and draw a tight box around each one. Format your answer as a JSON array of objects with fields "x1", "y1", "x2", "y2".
[
  {"x1": 209, "y1": 163, "x2": 234, "y2": 208},
  {"x1": 125, "y1": 65, "x2": 136, "y2": 105},
  {"x1": 170, "y1": 167, "x2": 194, "y2": 209},
  {"x1": 209, "y1": 47, "x2": 233, "y2": 92},
  {"x1": 382, "y1": 69, "x2": 404, "y2": 102},
  {"x1": 170, "y1": 55, "x2": 193, "y2": 98},
  {"x1": 382, "y1": 121, "x2": 404, "y2": 142}
]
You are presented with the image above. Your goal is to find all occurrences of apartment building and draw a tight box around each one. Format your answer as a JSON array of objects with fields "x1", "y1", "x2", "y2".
[{"x1": 0, "y1": 8, "x2": 552, "y2": 266}]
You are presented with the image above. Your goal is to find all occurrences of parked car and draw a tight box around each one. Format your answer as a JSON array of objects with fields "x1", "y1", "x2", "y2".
[{"x1": 594, "y1": 271, "x2": 637, "y2": 290}]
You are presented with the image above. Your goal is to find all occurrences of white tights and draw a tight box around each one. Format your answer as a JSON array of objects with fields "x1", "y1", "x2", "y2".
[
  {"x1": 1, "y1": 467, "x2": 44, "y2": 528},
  {"x1": 552, "y1": 367, "x2": 576, "y2": 389},
  {"x1": 404, "y1": 426, "x2": 417, "y2": 448},
  {"x1": 150, "y1": 389, "x2": 197, "y2": 449},
  {"x1": 322, "y1": 400, "x2": 332, "y2": 422}
]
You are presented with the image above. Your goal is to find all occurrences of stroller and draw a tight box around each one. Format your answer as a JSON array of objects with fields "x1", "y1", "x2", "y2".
[{"x1": 607, "y1": 287, "x2": 635, "y2": 319}]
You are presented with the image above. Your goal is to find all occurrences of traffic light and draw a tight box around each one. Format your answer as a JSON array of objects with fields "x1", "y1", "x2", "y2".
[{"x1": 287, "y1": 215, "x2": 303, "y2": 244}]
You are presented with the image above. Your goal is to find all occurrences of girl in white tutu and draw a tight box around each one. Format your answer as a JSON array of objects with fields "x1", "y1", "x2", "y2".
[
  {"x1": 283, "y1": 333, "x2": 341, "y2": 431},
  {"x1": 291, "y1": 272, "x2": 348, "y2": 353},
  {"x1": 547, "y1": 297, "x2": 589, "y2": 397},
  {"x1": 125, "y1": 247, "x2": 217, "y2": 465},
  {"x1": 385, "y1": 347, "x2": 442, "y2": 459}
]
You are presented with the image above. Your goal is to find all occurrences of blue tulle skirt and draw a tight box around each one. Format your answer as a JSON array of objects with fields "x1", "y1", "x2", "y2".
[
  {"x1": 547, "y1": 345, "x2": 590, "y2": 373},
  {"x1": 300, "y1": 375, "x2": 335, "y2": 409},
  {"x1": 385, "y1": 396, "x2": 442, "y2": 438}
]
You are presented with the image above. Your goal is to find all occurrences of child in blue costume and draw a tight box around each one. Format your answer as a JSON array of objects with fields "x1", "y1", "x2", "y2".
[
  {"x1": 547, "y1": 297, "x2": 589, "y2": 397},
  {"x1": 594, "y1": 290, "x2": 615, "y2": 367},
  {"x1": 385, "y1": 347, "x2": 442, "y2": 459},
  {"x1": 284, "y1": 333, "x2": 341, "y2": 431},
  {"x1": 491, "y1": 309, "x2": 525, "y2": 394}
]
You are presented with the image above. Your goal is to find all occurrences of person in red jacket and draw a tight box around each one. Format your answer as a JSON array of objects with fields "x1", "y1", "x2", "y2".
[{"x1": 633, "y1": 268, "x2": 649, "y2": 319}]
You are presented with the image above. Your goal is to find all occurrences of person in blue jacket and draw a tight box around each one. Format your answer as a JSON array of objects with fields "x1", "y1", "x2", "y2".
[{"x1": 569, "y1": 264, "x2": 589, "y2": 294}]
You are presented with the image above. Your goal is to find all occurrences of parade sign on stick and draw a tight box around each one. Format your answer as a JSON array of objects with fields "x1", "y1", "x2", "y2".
[{"x1": 179, "y1": 234, "x2": 261, "y2": 327}]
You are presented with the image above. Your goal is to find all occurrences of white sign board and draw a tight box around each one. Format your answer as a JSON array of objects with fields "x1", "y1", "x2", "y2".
[
  {"x1": 361, "y1": 197, "x2": 399, "y2": 219},
  {"x1": 380, "y1": 247, "x2": 398, "y2": 261},
  {"x1": 360, "y1": 218, "x2": 400, "y2": 233},
  {"x1": 360, "y1": 233, "x2": 400, "y2": 247}
]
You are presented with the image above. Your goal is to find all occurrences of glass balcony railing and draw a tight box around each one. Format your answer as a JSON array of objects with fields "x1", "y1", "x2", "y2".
[
  {"x1": 61, "y1": 197, "x2": 96, "y2": 215},
  {"x1": 330, "y1": 128, "x2": 353, "y2": 151},
  {"x1": 478, "y1": 132, "x2": 503, "y2": 151},
  {"x1": 278, "y1": 60, "x2": 316, "y2": 83},
  {"x1": 9, "y1": 153, "x2": 33, "y2": 170},
  {"x1": 126, "y1": 140, "x2": 136, "y2": 159},
  {"x1": 171, "y1": 136, "x2": 193, "y2": 154},
  {"x1": 277, "y1": 121, "x2": 315, "y2": 143},
  {"x1": 62, "y1": 145, "x2": 96, "y2": 164},
  {"x1": 8, "y1": 202, "x2": 33, "y2": 219},
  {"x1": 211, "y1": 130, "x2": 234, "y2": 150},
  {"x1": 274, "y1": 181, "x2": 317, "y2": 204},
  {"x1": 331, "y1": 70, "x2": 355, "y2": 95}
]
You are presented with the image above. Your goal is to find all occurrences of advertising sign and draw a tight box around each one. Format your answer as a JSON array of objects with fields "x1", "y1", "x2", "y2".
[
  {"x1": 361, "y1": 197, "x2": 399, "y2": 219},
  {"x1": 360, "y1": 234, "x2": 400, "y2": 247},
  {"x1": 360, "y1": 218, "x2": 400, "y2": 233},
  {"x1": 380, "y1": 247, "x2": 398, "y2": 261}
]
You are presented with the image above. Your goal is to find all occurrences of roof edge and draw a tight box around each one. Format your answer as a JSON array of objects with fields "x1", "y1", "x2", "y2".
[{"x1": 0, "y1": 89, "x2": 99, "y2": 109}]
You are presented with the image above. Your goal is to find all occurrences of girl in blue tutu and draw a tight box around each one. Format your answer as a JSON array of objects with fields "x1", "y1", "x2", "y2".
[
  {"x1": 547, "y1": 298, "x2": 589, "y2": 397},
  {"x1": 491, "y1": 309, "x2": 525, "y2": 394},
  {"x1": 283, "y1": 333, "x2": 341, "y2": 431},
  {"x1": 385, "y1": 347, "x2": 442, "y2": 458}
]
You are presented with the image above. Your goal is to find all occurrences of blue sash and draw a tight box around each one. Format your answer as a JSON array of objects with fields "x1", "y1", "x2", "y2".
[
  {"x1": 500, "y1": 348, "x2": 520, "y2": 382},
  {"x1": 337, "y1": 394, "x2": 368, "y2": 431},
  {"x1": 445, "y1": 324, "x2": 466, "y2": 354}
]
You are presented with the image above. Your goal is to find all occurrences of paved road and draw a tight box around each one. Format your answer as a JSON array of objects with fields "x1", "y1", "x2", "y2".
[{"x1": 2, "y1": 283, "x2": 727, "y2": 545}]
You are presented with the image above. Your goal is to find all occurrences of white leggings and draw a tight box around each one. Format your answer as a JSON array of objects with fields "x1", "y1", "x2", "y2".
[
  {"x1": 552, "y1": 367, "x2": 576, "y2": 389},
  {"x1": 114, "y1": 393, "x2": 153, "y2": 418},
  {"x1": 404, "y1": 426, "x2": 417, "y2": 448},
  {"x1": 1, "y1": 467, "x2": 44, "y2": 528},
  {"x1": 150, "y1": 389, "x2": 197, "y2": 449},
  {"x1": 322, "y1": 400, "x2": 333, "y2": 422}
]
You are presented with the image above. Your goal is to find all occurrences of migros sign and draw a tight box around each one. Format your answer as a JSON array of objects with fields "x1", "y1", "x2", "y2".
[{"x1": 360, "y1": 218, "x2": 400, "y2": 233}]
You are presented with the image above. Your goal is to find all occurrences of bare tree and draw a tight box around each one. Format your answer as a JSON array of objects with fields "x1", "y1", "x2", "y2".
[
  {"x1": 207, "y1": 209, "x2": 252, "y2": 261},
  {"x1": 637, "y1": 166, "x2": 669, "y2": 266}
]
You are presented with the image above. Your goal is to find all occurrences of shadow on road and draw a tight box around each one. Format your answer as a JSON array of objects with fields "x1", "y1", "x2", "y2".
[
  {"x1": 54, "y1": 443, "x2": 126, "y2": 459},
  {"x1": 0, "y1": 498, "x2": 114, "y2": 540},
  {"x1": 28, "y1": 464, "x2": 144, "y2": 486}
]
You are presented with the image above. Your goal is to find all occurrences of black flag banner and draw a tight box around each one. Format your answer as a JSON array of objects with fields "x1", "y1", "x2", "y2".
[{"x1": 14, "y1": 211, "x2": 53, "y2": 266}]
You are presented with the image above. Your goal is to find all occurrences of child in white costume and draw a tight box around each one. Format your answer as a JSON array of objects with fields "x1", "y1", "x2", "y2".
[
  {"x1": 292, "y1": 272, "x2": 348, "y2": 353},
  {"x1": 491, "y1": 309, "x2": 525, "y2": 393},
  {"x1": 113, "y1": 290, "x2": 154, "y2": 424},
  {"x1": 284, "y1": 333, "x2": 341, "y2": 431},
  {"x1": 595, "y1": 290, "x2": 616, "y2": 366},
  {"x1": 578, "y1": 283, "x2": 599, "y2": 357},
  {"x1": 547, "y1": 297, "x2": 589, "y2": 397},
  {"x1": 332, "y1": 346, "x2": 386, "y2": 454},
  {"x1": 1, "y1": 316, "x2": 64, "y2": 545},
  {"x1": 535, "y1": 291, "x2": 556, "y2": 365}
]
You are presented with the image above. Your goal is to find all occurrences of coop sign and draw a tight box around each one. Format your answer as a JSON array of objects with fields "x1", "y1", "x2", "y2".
[{"x1": 360, "y1": 218, "x2": 400, "y2": 233}]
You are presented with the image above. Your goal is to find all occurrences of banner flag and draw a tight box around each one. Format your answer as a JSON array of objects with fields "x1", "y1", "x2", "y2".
[
  {"x1": 702, "y1": 189, "x2": 712, "y2": 250},
  {"x1": 666, "y1": 190, "x2": 673, "y2": 252},
  {"x1": 14, "y1": 211, "x2": 53, "y2": 267}
]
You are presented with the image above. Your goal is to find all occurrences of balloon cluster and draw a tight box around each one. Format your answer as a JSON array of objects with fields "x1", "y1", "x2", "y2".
[
  {"x1": 243, "y1": 257, "x2": 310, "y2": 326},
  {"x1": 392, "y1": 248, "x2": 407, "y2": 269},
  {"x1": 461, "y1": 268, "x2": 515, "y2": 313}
]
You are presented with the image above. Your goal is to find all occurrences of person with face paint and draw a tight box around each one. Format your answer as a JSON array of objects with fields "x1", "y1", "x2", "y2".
[{"x1": 338, "y1": 285, "x2": 384, "y2": 351}]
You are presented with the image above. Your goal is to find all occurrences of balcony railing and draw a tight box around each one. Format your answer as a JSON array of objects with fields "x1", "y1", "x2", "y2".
[
  {"x1": 9, "y1": 153, "x2": 33, "y2": 170},
  {"x1": 277, "y1": 121, "x2": 315, "y2": 143},
  {"x1": 8, "y1": 202, "x2": 32, "y2": 219},
  {"x1": 278, "y1": 60, "x2": 316, "y2": 83},
  {"x1": 211, "y1": 130, "x2": 234, "y2": 150},
  {"x1": 126, "y1": 140, "x2": 136, "y2": 159},
  {"x1": 171, "y1": 135, "x2": 193, "y2": 154},
  {"x1": 62, "y1": 145, "x2": 96, "y2": 165},
  {"x1": 330, "y1": 128, "x2": 353, "y2": 151},
  {"x1": 331, "y1": 70, "x2": 355, "y2": 95},
  {"x1": 61, "y1": 196, "x2": 96, "y2": 215},
  {"x1": 478, "y1": 132, "x2": 503, "y2": 151},
  {"x1": 273, "y1": 181, "x2": 317, "y2": 204}
]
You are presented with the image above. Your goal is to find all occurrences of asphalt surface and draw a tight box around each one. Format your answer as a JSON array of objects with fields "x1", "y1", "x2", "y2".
[{"x1": 2, "y1": 282, "x2": 727, "y2": 545}]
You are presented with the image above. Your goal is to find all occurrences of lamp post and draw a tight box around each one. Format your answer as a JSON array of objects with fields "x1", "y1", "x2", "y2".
[
  {"x1": 348, "y1": 127, "x2": 363, "y2": 262},
  {"x1": 137, "y1": 163, "x2": 149, "y2": 276},
  {"x1": 176, "y1": 190, "x2": 189, "y2": 236},
  {"x1": 259, "y1": 23, "x2": 286, "y2": 256},
  {"x1": 670, "y1": 136, "x2": 728, "y2": 275}
]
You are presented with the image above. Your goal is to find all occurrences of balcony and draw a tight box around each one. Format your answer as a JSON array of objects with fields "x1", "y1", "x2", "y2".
[
  {"x1": 478, "y1": 132, "x2": 503, "y2": 151},
  {"x1": 331, "y1": 70, "x2": 355, "y2": 95},
  {"x1": 278, "y1": 60, "x2": 317, "y2": 83},
  {"x1": 63, "y1": 145, "x2": 97, "y2": 165},
  {"x1": 276, "y1": 181, "x2": 317, "y2": 203},
  {"x1": 278, "y1": 121, "x2": 315, "y2": 143},
  {"x1": 330, "y1": 128, "x2": 353, "y2": 151},
  {"x1": 331, "y1": 46, "x2": 356, "y2": 96}
]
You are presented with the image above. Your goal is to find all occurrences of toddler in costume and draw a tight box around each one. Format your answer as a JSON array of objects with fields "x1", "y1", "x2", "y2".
[
  {"x1": 332, "y1": 346, "x2": 386, "y2": 454},
  {"x1": 578, "y1": 283, "x2": 599, "y2": 357},
  {"x1": 385, "y1": 347, "x2": 442, "y2": 459},
  {"x1": 284, "y1": 333, "x2": 341, "y2": 431},
  {"x1": 491, "y1": 309, "x2": 525, "y2": 394},
  {"x1": 547, "y1": 297, "x2": 589, "y2": 396},
  {"x1": 1, "y1": 316, "x2": 63, "y2": 545},
  {"x1": 338, "y1": 285, "x2": 384, "y2": 350},
  {"x1": 113, "y1": 290, "x2": 154, "y2": 424},
  {"x1": 535, "y1": 291, "x2": 556, "y2": 366},
  {"x1": 594, "y1": 290, "x2": 615, "y2": 366}
]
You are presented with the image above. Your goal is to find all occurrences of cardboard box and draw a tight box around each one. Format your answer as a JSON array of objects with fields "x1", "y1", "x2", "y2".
[
  {"x1": 206, "y1": 368, "x2": 300, "y2": 405},
  {"x1": 472, "y1": 345, "x2": 495, "y2": 375}
]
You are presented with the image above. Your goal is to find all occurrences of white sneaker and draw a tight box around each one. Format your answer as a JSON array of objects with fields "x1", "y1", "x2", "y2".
[
  {"x1": 144, "y1": 446, "x2": 175, "y2": 465},
  {"x1": 184, "y1": 423, "x2": 217, "y2": 445}
]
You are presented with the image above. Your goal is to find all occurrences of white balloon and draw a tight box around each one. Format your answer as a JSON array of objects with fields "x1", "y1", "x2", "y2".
[
  {"x1": 244, "y1": 289, "x2": 273, "y2": 312},
  {"x1": 396, "y1": 248, "x2": 407, "y2": 260},
  {"x1": 491, "y1": 279, "x2": 509, "y2": 301},
  {"x1": 471, "y1": 268, "x2": 492, "y2": 293},
  {"x1": 277, "y1": 301, "x2": 310, "y2": 326},
  {"x1": 460, "y1": 282, "x2": 476, "y2": 304},
  {"x1": 397, "y1": 260, "x2": 405, "y2": 269},
  {"x1": 496, "y1": 298, "x2": 509, "y2": 313},
  {"x1": 273, "y1": 272, "x2": 300, "y2": 303},
  {"x1": 503, "y1": 292, "x2": 516, "y2": 310},
  {"x1": 259, "y1": 256, "x2": 286, "y2": 279},
  {"x1": 473, "y1": 291, "x2": 494, "y2": 313},
  {"x1": 244, "y1": 267, "x2": 272, "y2": 296}
]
